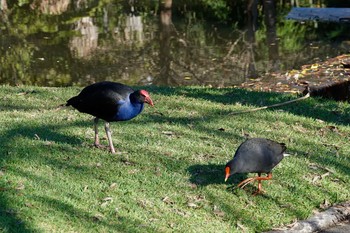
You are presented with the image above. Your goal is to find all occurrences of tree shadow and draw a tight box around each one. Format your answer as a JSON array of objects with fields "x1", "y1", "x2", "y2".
[
  {"x1": 0, "y1": 199, "x2": 33, "y2": 233},
  {"x1": 0, "y1": 86, "x2": 349, "y2": 232},
  {"x1": 0, "y1": 119, "x2": 95, "y2": 232},
  {"x1": 149, "y1": 86, "x2": 350, "y2": 126},
  {"x1": 24, "y1": 194, "x2": 160, "y2": 233},
  {"x1": 187, "y1": 163, "x2": 248, "y2": 188}
]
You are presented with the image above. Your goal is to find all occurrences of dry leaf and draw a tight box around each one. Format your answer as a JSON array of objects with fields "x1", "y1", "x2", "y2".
[
  {"x1": 101, "y1": 197, "x2": 114, "y2": 208},
  {"x1": 102, "y1": 197, "x2": 113, "y2": 202},
  {"x1": 16, "y1": 90, "x2": 36, "y2": 96},
  {"x1": 121, "y1": 159, "x2": 136, "y2": 166},
  {"x1": 236, "y1": 221, "x2": 246, "y2": 231},
  {"x1": 316, "y1": 119, "x2": 325, "y2": 123},
  {"x1": 115, "y1": 151, "x2": 127, "y2": 155},
  {"x1": 173, "y1": 208, "x2": 189, "y2": 217},
  {"x1": 286, "y1": 219, "x2": 298, "y2": 228},
  {"x1": 312, "y1": 176, "x2": 320, "y2": 184},
  {"x1": 25, "y1": 203, "x2": 34, "y2": 208},
  {"x1": 321, "y1": 172, "x2": 330, "y2": 179},
  {"x1": 15, "y1": 184, "x2": 25, "y2": 190},
  {"x1": 128, "y1": 169, "x2": 138, "y2": 174},
  {"x1": 162, "y1": 196, "x2": 175, "y2": 205},
  {"x1": 187, "y1": 202, "x2": 197, "y2": 208},
  {"x1": 311, "y1": 64, "x2": 319, "y2": 69},
  {"x1": 162, "y1": 131, "x2": 175, "y2": 136},
  {"x1": 92, "y1": 213, "x2": 104, "y2": 221},
  {"x1": 213, "y1": 205, "x2": 225, "y2": 217},
  {"x1": 109, "y1": 183, "x2": 117, "y2": 189},
  {"x1": 320, "y1": 199, "x2": 330, "y2": 209},
  {"x1": 44, "y1": 141, "x2": 54, "y2": 146},
  {"x1": 100, "y1": 202, "x2": 109, "y2": 208}
]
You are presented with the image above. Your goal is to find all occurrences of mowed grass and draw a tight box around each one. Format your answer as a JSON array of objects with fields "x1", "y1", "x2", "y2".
[{"x1": 0, "y1": 85, "x2": 349, "y2": 232}]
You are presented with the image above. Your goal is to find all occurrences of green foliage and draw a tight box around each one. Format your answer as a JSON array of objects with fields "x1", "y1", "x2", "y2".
[
  {"x1": 0, "y1": 85, "x2": 349, "y2": 232},
  {"x1": 200, "y1": 0, "x2": 230, "y2": 21},
  {"x1": 278, "y1": 21, "x2": 308, "y2": 52}
]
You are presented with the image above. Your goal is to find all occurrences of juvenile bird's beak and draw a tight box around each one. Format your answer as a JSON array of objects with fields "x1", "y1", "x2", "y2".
[
  {"x1": 145, "y1": 97, "x2": 154, "y2": 107},
  {"x1": 225, "y1": 167, "x2": 230, "y2": 182}
]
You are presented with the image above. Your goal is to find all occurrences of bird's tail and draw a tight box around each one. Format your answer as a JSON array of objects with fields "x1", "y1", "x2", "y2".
[
  {"x1": 280, "y1": 142, "x2": 287, "y2": 153},
  {"x1": 283, "y1": 153, "x2": 292, "y2": 157}
]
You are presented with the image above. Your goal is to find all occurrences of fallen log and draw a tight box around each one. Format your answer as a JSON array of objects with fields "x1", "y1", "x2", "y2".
[{"x1": 303, "y1": 80, "x2": 350, "y2": 101}]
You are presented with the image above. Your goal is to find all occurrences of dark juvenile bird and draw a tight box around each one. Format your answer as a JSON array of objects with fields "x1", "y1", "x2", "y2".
[
  {"x1": 225, "y1": 138, "x2": 286, "y2": 195},
  {"x1": 66, "y1": 81, "x2": 154, "y2": 153}
]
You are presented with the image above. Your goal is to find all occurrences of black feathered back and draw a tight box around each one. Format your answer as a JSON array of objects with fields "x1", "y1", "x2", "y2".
[
  {"x1": 228, "y1": 138, "x2": 286, "y2": 174},
  {"x1": 66, "y1": 82, "x2": 136, "y2": 122}
]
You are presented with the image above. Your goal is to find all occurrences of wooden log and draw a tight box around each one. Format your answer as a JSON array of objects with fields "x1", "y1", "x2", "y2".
[{"x1": 303, "y1": 80, "x2": 350, "y2": 101}]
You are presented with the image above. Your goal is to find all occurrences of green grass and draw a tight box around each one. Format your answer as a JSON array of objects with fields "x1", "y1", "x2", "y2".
[{"x1": 0, "y1": 85, "x2": 349, "y2": 232}]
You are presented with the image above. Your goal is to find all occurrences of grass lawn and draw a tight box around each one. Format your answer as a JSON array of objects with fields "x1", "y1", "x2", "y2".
[{"x1": 0, "y1": 85, "x2": 349, "y2": 232}]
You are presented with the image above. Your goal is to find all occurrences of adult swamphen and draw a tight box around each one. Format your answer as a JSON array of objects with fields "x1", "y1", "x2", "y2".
[
  {"x1": 66, "y1": 81, "x2": 154, "y2": 154},
  {"x1": 225, "y1": 138, "x2": 286, "y2": 195}
]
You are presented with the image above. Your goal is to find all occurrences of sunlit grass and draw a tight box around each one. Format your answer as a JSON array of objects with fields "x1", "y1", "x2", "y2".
[{"x1": 0, "y1": 85, "x2": 349, "y2": 232}]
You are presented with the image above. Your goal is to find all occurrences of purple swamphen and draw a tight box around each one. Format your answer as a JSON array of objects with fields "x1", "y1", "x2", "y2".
[
  {"x1": 225, "y1": 138, "x2": 286, "y2": 195},
  {"x1": 66, "y1": 81, "x2": 154, "y2": 153}
]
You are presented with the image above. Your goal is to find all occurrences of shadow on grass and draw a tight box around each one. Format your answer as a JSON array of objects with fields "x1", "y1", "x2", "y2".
[
  {"x1": 0, "y1": 199, "x2": 33, "y2": 233},
  {"x1": 150, "y1": 86, "x2": 350, "y2": 126},
  {"x1": 30, "y1": 195, "x2": 160, "y2": 233},
  {"x1": 187, "y1": 163, "x2": 248, "y2": 187},
  {"x1": 186, "y1": 163, "x2": 275, "y2": 197},
  {"x1": 0, "y1": 120, "x2": 92, "y2": 232},
  {"x1": 0, "y1": 118, "x2": 163, "y2": 232},
  {"x1": 0, "y1": 86, "x2": 349, "y2": 232}
]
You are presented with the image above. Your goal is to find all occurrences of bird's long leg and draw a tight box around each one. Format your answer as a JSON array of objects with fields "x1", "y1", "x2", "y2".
[
  {"x1": 94, "y1": 118, "x2": 100, "y2": 147},
  {"x1": 104, "y1": 122, "x2": 116, "y2": 154},
  {"x1": 237, "y1": 177, "x2": 255, "y2": 189},
  {"x1": 253, "y1": 173, "x2": 273, "y2": 195},
  {"x1": 237, "y1": 173, "x2": 273, "y2": 193}
]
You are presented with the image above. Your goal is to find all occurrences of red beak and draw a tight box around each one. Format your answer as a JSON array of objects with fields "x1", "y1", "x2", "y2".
[
  {"x1": 225, "y1": 167, "x2": 230, "y2": 182},
  {"x1": 145, "y1": 96, "x2": 154, "y2": 107}
]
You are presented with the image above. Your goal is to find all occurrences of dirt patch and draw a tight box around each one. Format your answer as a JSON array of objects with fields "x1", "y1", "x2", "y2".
[{"x1": 237, "y1": 54, "x2": 350, "y2": 99}]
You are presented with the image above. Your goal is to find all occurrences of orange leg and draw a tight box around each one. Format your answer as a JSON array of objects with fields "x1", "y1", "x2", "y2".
[
  {"x1": 237, "y1": 177, "x2": 255, "y2": 189},
  {"x1": 237, "y1": 173, "x2": 273, "y2": 195}
]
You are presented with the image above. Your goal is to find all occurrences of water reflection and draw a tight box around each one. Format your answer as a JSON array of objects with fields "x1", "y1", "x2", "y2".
[
  {"x1": 0, "y1": 1, "x2": 349, "y2": 87},
  {"x1": 30, "y1": 0, "x2": 69, "y2": 14},
  {"x1": 70, "y1": 17, "x2": 99, "y2": 58}
]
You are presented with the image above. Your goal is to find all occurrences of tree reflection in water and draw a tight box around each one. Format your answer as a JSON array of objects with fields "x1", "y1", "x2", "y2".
[{"x1": 0, "y1": 0, "x2": 349, "y2": 87}]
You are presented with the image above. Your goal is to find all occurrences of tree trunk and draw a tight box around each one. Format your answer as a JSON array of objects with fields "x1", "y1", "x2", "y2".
[
  {"x1": 245, "y1": 0, "x2": 259, "y2": 79},
  {"x1": 263, "y1": 0, "x2": 280, "y2": 71},
  {"x1": 1, "y1": 0, "x2": 8, "y2": 11},
  {"x1": 156, "y1": 0, "x2": 175, "y2": 85}
]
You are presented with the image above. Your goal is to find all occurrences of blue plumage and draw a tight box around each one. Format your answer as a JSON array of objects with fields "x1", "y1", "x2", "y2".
[
  {"x1": 113, "y1": 98, "x2": 145, "y2": 121},
  {"x1": 66, "y1": 81, "x2": 154, "y2": 153}
]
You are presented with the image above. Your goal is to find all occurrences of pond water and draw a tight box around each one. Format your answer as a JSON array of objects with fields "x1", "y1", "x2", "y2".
[{"x1": 1, "y1": 1, "x2": 350, "y2": 87}]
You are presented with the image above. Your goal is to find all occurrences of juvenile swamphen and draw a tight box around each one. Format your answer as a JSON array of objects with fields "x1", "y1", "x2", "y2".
[
  {"x1": 66, "y1": 81, "x2": 154, "y2": 154},
  {"x1": 225, "y1": 138, "x2": 286, "y2": 195}
]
